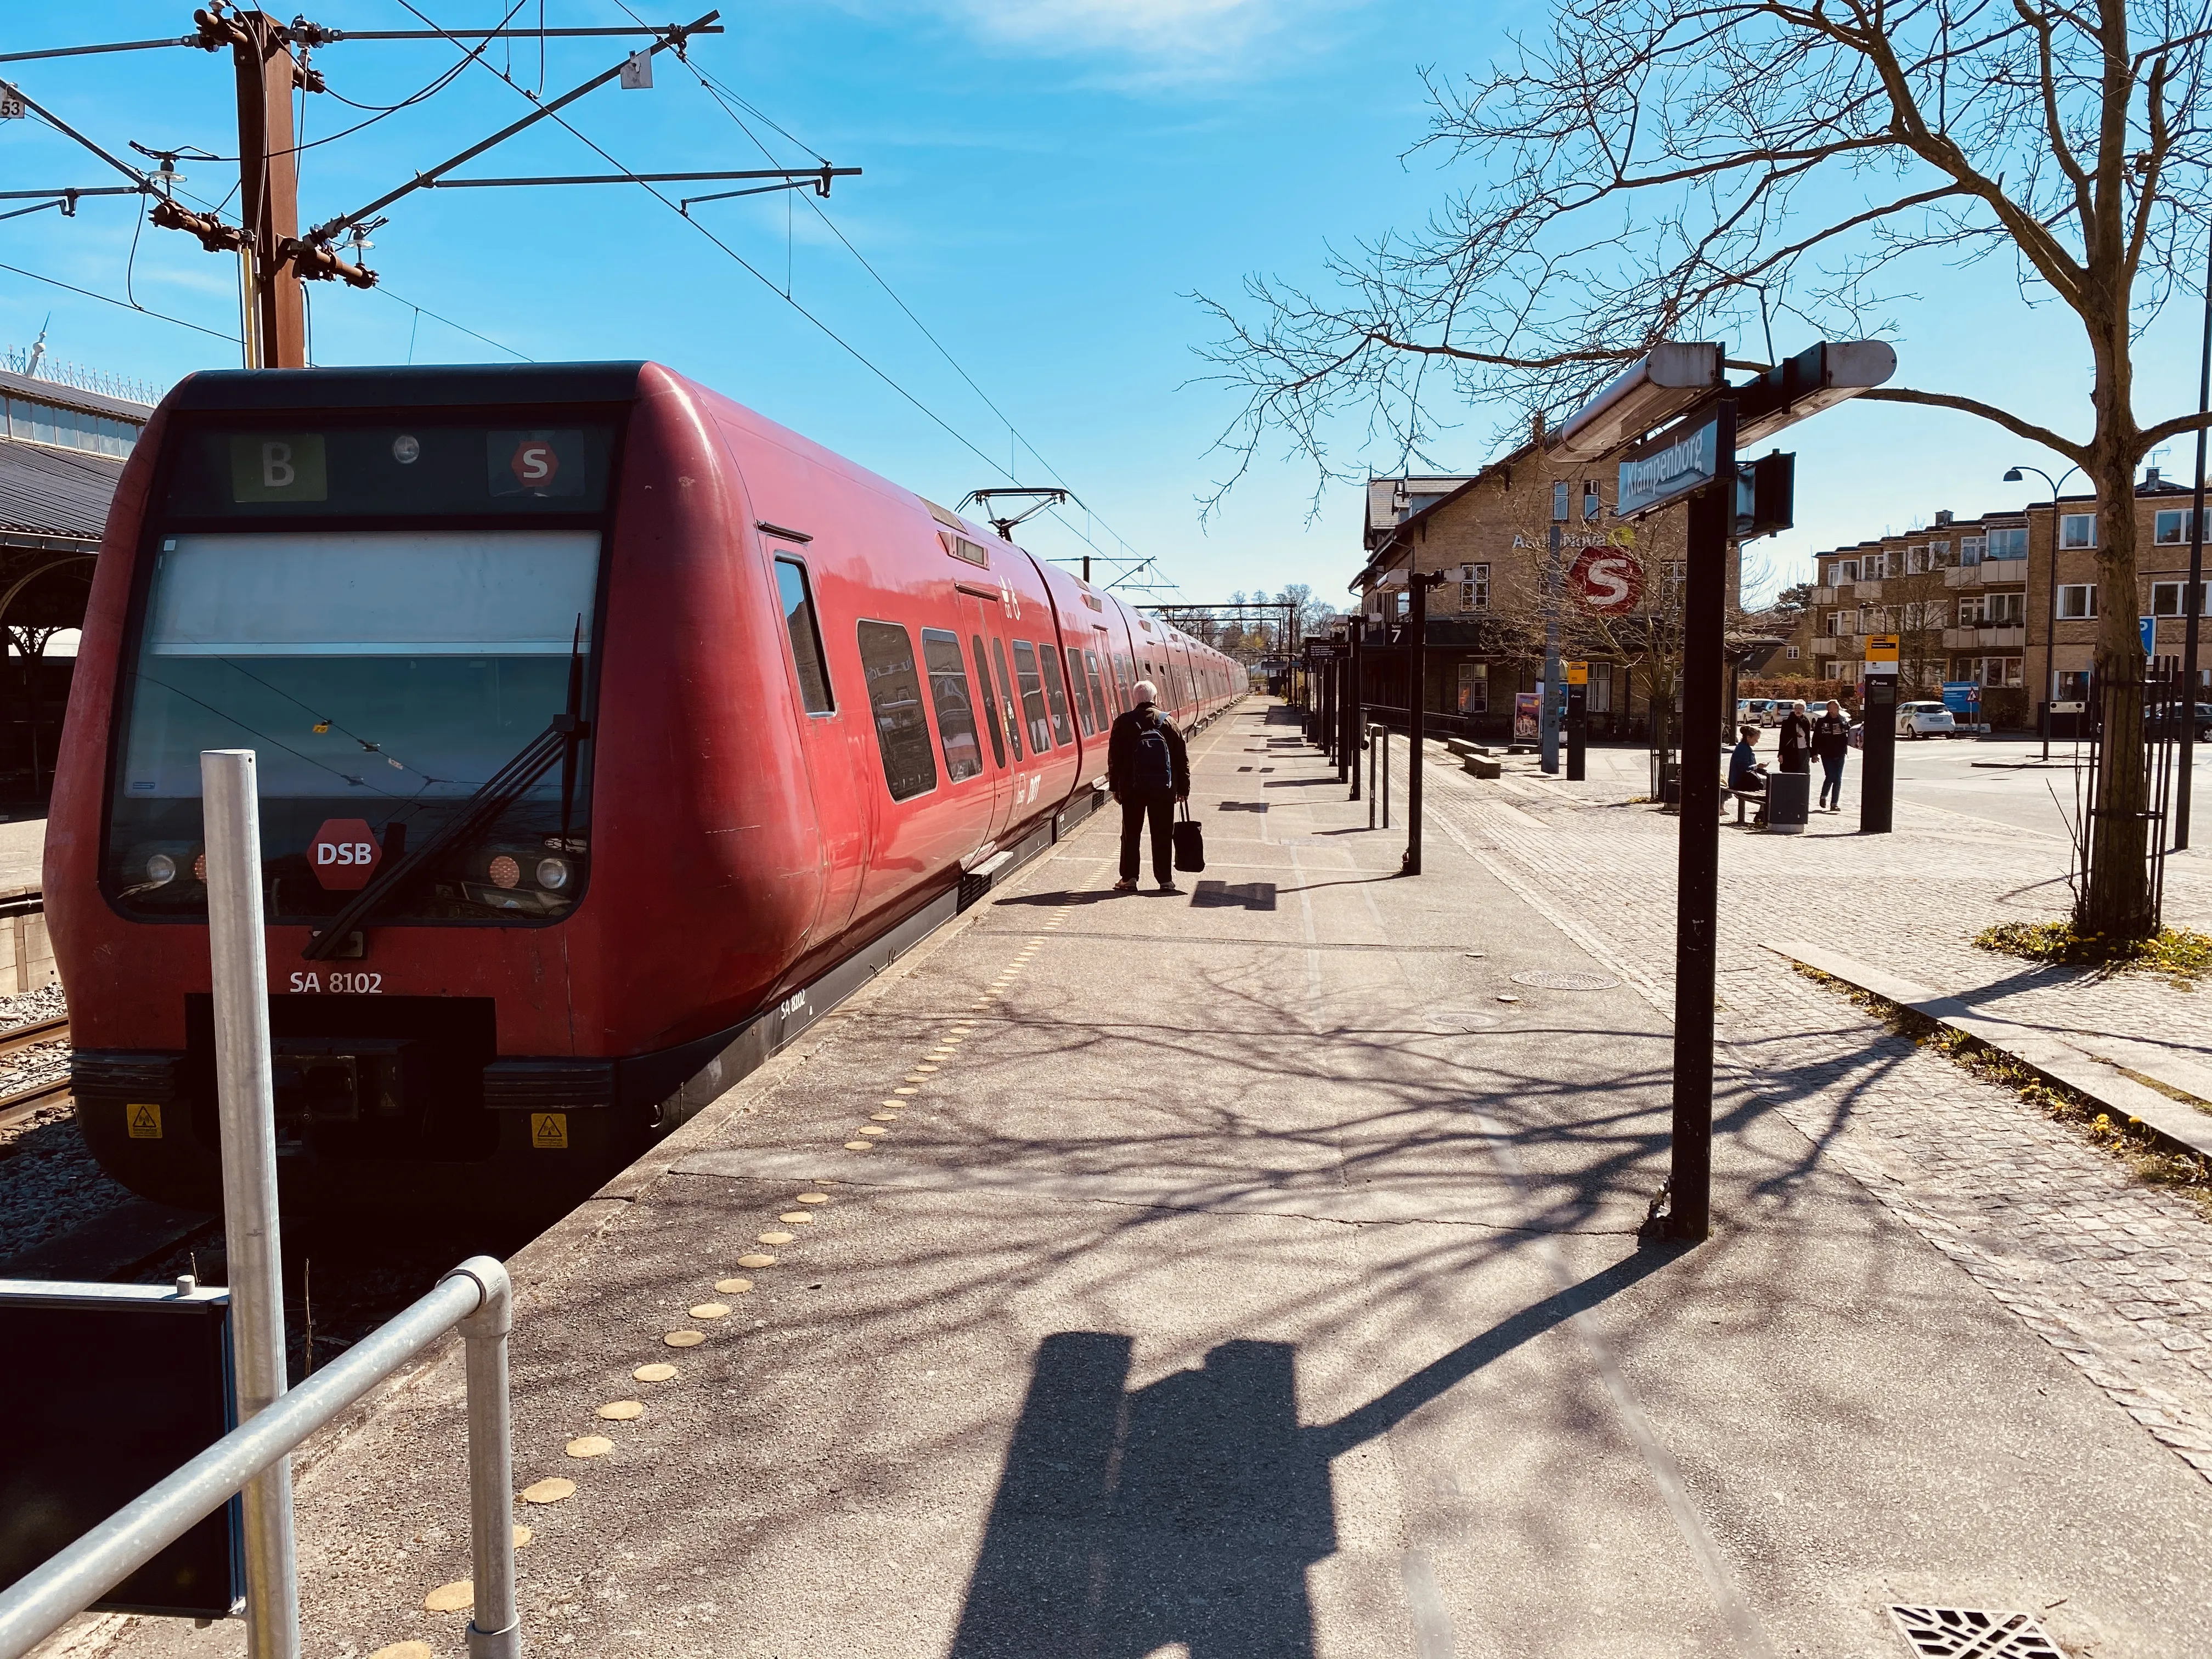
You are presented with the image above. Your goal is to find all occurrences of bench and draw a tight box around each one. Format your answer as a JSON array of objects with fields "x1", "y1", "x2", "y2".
[
  {"x1": 1728, "y1": 786, "x2": 1767, "y2": 824},
  {"x1": 1464, "y1": 755, "x2": 1502, "y2": 780}
]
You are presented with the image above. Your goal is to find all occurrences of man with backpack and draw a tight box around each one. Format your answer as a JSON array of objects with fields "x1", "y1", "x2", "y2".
[{"x1": 1107, "y1": 680, "x2": 1190, "y2": 893}]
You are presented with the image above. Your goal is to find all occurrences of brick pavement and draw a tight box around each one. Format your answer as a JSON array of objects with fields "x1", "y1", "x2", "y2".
[{"x1": 1391, "y1": 739, "x2": 2212, "y2": 1488}]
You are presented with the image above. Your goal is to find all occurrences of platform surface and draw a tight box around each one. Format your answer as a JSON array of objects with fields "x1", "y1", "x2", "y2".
[{"x1": 73, "y1": 702, "x2": 2212, "y2": 1659}]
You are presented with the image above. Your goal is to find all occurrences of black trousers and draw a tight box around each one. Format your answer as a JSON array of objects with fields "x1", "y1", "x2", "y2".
[{"x1": 1119, "y1": 791, "x2": 1177, "y2": 882}]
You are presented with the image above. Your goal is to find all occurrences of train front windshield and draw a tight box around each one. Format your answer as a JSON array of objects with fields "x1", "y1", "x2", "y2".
[{"x1": 106, "y1": 419, "x2": 619, "y2": 925}]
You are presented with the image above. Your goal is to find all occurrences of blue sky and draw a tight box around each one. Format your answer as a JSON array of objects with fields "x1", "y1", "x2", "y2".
[{"x1": 3, "y1": 1, "x2": 2202, "y2": 608}]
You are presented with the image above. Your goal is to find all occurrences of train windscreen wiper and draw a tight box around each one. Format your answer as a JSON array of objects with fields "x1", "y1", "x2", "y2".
[{"x1": 302, "y1": 625, "x2": 589, "y2": 960}]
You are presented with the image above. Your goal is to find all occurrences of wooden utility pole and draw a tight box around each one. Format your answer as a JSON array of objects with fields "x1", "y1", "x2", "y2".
[{"x1": 229, "y1": 10, "x2": 306, "y2": 369}]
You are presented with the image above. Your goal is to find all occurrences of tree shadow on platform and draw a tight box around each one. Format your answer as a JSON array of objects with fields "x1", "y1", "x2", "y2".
[{"x1": 950, "y1": 1247, "x2": 1679, "y2": 1659}]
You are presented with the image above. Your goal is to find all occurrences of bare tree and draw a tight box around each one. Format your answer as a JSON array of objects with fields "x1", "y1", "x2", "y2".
[{"x1": 1198, "y1": 0, "x2": 2212, "y2": 936}]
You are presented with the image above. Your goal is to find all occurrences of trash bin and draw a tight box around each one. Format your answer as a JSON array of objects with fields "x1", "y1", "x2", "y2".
[{"x1": 1767, "y1": 768, "x2": 1810, "y2": 834}]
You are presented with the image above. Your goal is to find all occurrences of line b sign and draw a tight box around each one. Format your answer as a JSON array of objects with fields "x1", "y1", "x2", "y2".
[{"x1": 309, "y1": 819, "x2": 382, "y2": 890}]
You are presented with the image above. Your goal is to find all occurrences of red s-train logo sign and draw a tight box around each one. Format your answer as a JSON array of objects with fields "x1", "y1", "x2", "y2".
[
  {"x1": 309, "y1": 819, "x2": 382, "y2": 890},
  {"x1": 510, "y1": 438, "x2": 561, "y2": 488}
]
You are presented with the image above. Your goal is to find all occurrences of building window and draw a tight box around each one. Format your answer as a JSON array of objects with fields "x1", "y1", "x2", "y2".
[
  {"x1": 1833, "y1": 558, "x2": 1859, "y2": 583},
  {"x1": 1785, "y1": 645, "x2": 1801, "y2": 660},
  {"x1": 1457, "y1": 662, "x2": 1488, "y2": 715},
  {"x1": 2060, "y1": 513, "x2": 2096, "y2": 549},
  {"x1": 1961, "y1": 536, "x2": 1986, "y2": 563},
  {"x1": 2152, "y1": 580, "x2": 2211, "y2": 616},
  {"x1": 1906, "y1": 545, "x2": 1931, "y2": 574},
  {"x1": 1986, "y1": 524, "x2": 2028, "y2": 560},
  {"x1": 1826, "y1": 611, "x2": 1849, "y2": 636},
  {"x1": 1965, "y1": 591, "x2": 2025, "y2": 625},
  {"x1": 1928, "y1": 540, "x2": 1951, "y2": 567},
  {"x1": 1460, "y1": 563, "x2": 1490, "y2": 611},
  {"x1": 1987, "y1": 657, "x2": 2023, "y2": 686},
  {"x1": 1588, "y1": 662, "x2": 1613, "y2": 712},
  {"x1": 1, "y1": 394, "x2": 141, "y2": 458},
  {"x1": 2057, "y1": 583, "x2": 2097, "y2": 619},
  {"x1": 2154, "y1": 509, "x2": 2196, "y2": 545},
  {"x1": 1582, "y1": 481, "x2": 1601, "y2": 522},
  {"x1": 2056, "y1": 669, "x2": 2090, "y2": 701}
]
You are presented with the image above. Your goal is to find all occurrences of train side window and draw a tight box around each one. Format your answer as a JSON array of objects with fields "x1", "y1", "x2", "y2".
[
  {"x1": 1084, "y1": 650, "x2": 1110, "y2": 725},
  {"x1": 855, "y1": 620, "x2": 939, "y2": 801},
  {"x1": 1039, "y1": 643, "x2": 1075, "y2": 745},
  {"x1": 920, "y1": 628, "x2": 984, "y2": 782},
  {"x1": 1065, "y1": 645, "x2": 1097, "y2": 735},
  {"x1": 969, "y1": 633, "x2": 1006, "y2": 768},
  {"x1": 1011, "y1": 640, "x2": 1054, "y2": 752},
  {"x1": 773, "y1": 556, "x2": 834, "y2": 714},
  {"x1": 989, "y1": 637, "x2": 1024, "y2": 761}
]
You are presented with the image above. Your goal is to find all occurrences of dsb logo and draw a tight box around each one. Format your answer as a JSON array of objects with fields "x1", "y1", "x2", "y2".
[{"x1": 309, "y1": 818, "x2": 382, "y2": 891}]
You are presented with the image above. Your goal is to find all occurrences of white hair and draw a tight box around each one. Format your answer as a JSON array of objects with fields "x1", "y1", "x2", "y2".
[
  {"x1": 1792, "y1": 699, "x2": 1808, "y2": 711},
  {"x1": 1132, "y1": 679, "x2": 1159, "y2": 703}
]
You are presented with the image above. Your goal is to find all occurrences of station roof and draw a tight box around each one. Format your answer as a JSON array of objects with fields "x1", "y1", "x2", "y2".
[
  {"x1": 0, "y1": 435, "x2": 125, "y2": 548},
  {"x1": 0, "y1": 366, "x2": 154, "y2": 425}
]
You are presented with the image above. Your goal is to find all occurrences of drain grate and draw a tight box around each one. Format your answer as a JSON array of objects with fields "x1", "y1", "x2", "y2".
[
  {"x1": 1887, "y1": 1606, "x2": 2067, "y2": 1658},
  {"x1": 1509, "y1": 969, "x2": 1621, "y2": 992}
]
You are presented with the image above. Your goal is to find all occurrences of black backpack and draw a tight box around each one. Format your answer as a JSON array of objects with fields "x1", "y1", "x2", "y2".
[{"x1": 1132, "y1": 714, "x2": 1175, "y2": 792}]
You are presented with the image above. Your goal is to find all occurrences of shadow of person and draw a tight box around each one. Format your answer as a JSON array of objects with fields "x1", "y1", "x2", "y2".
[{"x1": 949, "y1": 1333, "x2": 1329, "y2": 1658}]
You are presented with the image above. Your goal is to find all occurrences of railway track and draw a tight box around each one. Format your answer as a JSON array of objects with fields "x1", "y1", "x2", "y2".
[{"x1": 0, "y1": 1014, "x2": 70, "y2": 1132}]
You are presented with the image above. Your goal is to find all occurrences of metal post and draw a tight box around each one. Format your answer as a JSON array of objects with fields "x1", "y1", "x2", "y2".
[
  {"x1": 1381, "y1": 723, "x2": 1391, "y2": 830},
  {"x1": 1860, "y1": 675, "x2": 1897, "y2": 833},
  {"x1": 1666, "y1": 398, "x2": 1734, "y2": 1243},
  {"x1": 1368, "y1": 723, "x2": 1378, "y2": 828},
  {"x1": 1567, "y1": 681, "x2": 1587, "y2": 780},
  {"x1": 2042, "y1": 490, "x2": 2060, "y2": 761},
  {"x1": 1347, "y1": 627, "x2": 1363, "y2": 800},
  {"x1": 1402, "y1": 574, "x2": 1437, "y2": 874},
  {"x1": 456, "y1": 1259, "x2": 521, "y2": 1659},
  {"x1": 2178, "y1": 227, "x2": 2210, "y2": 849},
  {"x1": 199, "y1": 749, "x2": 298, "y2": 1659},
  {"x1": 1542, "y1": 500, "x2": 1564, "y2": 773}
]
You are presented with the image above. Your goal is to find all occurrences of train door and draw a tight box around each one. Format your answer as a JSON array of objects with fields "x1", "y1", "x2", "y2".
[
  {"x1": 952, "y1": 585, "x2": 1015, "y2": 848},
  {"x1": 766, "y1": 546, "x2": 866, "y2": 945}
]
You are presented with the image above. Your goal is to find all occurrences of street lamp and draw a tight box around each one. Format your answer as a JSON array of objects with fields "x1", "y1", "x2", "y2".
[{"x1": 2004, "y1": 462, "x2": 2084, "y2": 760}]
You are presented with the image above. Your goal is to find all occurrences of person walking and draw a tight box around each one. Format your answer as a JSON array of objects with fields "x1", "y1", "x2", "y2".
[
  {"x1": 1107, "y1": 680, "x2": 1190, "y2": 893},
  {"x1": 1811, "y1": 697, "x2": 1852, "y2": 812},
  {"x1": 1777, "y1": 698, "x2": 1813, "y2": 774}
]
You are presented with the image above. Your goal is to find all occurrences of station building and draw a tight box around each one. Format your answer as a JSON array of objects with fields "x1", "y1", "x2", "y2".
[
  {"x1": 0, "y1": 352, "x2": 154, "y2": 804},
  {"x1": 1350, "y1": 427, "x2": 1737, "y2": 743},
  {"x1": 1804, "y1": 468, "x2": 2211, "y2": 728}
]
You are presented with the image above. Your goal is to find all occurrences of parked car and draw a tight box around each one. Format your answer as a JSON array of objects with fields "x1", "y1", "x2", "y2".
[
  {"x1": 2147, "y1": 698, "x2": 2212, "y2": 741},
  {"x1": 1896, "y1": 701, "x2": 1958, "y2": 738},
  {"x1": 1740, "y1": 697, "x2": 1780, "y2": 726}
]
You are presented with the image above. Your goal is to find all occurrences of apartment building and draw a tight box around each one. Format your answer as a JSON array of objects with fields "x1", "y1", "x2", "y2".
[{"x1": 1805, "y1": 469, "x2": 2211, "y2": 727}]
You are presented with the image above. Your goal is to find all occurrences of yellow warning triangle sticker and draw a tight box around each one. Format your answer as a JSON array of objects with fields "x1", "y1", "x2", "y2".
[
  {"x1": 531, "y1": 1112, "x2": 568, "y2": 1149},
  {"x1": 127, "y1": 1103, "x2": 162, "y2": 1138}
]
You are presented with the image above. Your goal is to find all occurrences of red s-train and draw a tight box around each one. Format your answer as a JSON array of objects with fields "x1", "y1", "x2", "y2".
[{"x1": 48, "y1": 362, "x2": 1237, "y2": 1215}]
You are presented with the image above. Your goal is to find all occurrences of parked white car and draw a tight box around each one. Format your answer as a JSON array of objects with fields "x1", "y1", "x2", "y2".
[{"x1": 1896, "y1": 701, "x2": 1957, "y2": 738}]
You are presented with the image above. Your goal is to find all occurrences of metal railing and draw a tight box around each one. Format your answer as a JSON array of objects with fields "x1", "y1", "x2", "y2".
[
  {"x1": 0, "y1": 1257, "x2": 518, "y2": 1659},
  {"x1": 0, "y1": 749, "x2": 522, "y2": 1659}
]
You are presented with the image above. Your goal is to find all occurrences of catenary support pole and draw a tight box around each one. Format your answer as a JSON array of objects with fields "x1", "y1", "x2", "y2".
[
  {"x1": 1347, "y1": 626, "x2": 1363, "y2": 800},
  {"x1": 1542, "y1": 505, "x2": 1564, "y2": 773},
  {"x1": 1667, "y1": 399, "x2": 1734, "y2": 1243},
  {"x1": 2179, "y1": 227, "x2": 2210, "y2": 850},
  {"x1": 229, "y1": 14, "x2": 306, "y2": 368},
  {"x1": 200, "y1": 749, "x2": 300, "y2": 1659}
]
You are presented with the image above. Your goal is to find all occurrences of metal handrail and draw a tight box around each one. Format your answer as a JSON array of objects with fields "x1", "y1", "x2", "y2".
[{"x1": 0, "y1": 1256, "x2": 518, "y2": 1659}]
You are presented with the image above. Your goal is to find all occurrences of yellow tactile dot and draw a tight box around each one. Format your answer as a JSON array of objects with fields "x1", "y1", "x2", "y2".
[
  {"x1": 845, "y1": 1139, "x2": 874, "y2": 1150},
  {"x1": 926, "y1": 1049, "x2": 953, "y2": 1059},
  {"x1": 894, "y1": 1086, "x2": 919, "y2": 1095},
  {"x1": 797, "y1": 1193, "x2": 831, "y2": 1204},
  {"x1": 634, "y1": 1363, "x2": 679, "y2": 1382},
  {"x1": 777, "y1": 1211, "x2": 813, "y2": 1223},
  {"x1": 664, "y1": 1329, "x2": 707, "y2": 1347},
  {"x1": 565, "y1": 1435, "x2": 614, "y2": 1459},
  {"x1": 713, "y1": 1278, "x2": 752, "y2": 1295},
  {"x1": 521, "y1": 1477, "x2": 575, "y2": 1504},
  {"x1": 737, "y1": 1252, "x2": 777, "y2": 1268},
  {"x1": 598, "y1": 1400, "x2": 645, "y2": 1421},
  {"x1": 904, "y1": 1073, "x2": 930, "y2": 1082},
  {"x1": 913, "y1": 1064, "x2": 939, "y2": 1073},
  {"x1": 689, "y1": 1302, "x2": 731, "y2": 1319},
  {"x1": 882, "y1": 1099, "x2": 905, "y2": 1109},
  {"x1": 514, "y1": 1526, "x2": 533, "y2": 1548},
  {"x1": 871, "y1": 1111, "x2": 899, "y2": 1121},
  {"x1": 758, "y1": 1230, "x2": 795, "y2": 1244},
  {"x1": 423, "y1": 1582, "x2": 472, "y2": 1613},
  {"x1": 373, "y1": 1643, "x2": 434, "y2": 1659}
]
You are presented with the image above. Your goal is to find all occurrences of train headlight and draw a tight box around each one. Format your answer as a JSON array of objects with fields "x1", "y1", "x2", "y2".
[
  {"x1": 145, "y1": 853, "x2": 178, "y2": 886},
  {"x1": 535, "y1": 856, "x2": 571, "y2": 891},
  {"x1": 488, "y1": 855, "x2": 521, "y2": 889}
]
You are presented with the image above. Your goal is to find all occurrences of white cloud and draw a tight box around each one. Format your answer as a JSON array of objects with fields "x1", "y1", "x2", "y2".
[{"x1": 877, "y1": 0, "x2": 1362, "y2": 82}]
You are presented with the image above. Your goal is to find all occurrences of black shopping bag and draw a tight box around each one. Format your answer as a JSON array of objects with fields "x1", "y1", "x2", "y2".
[{"x1": 1172, "y1": 800, "x2": 1206, "y2": 873}]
